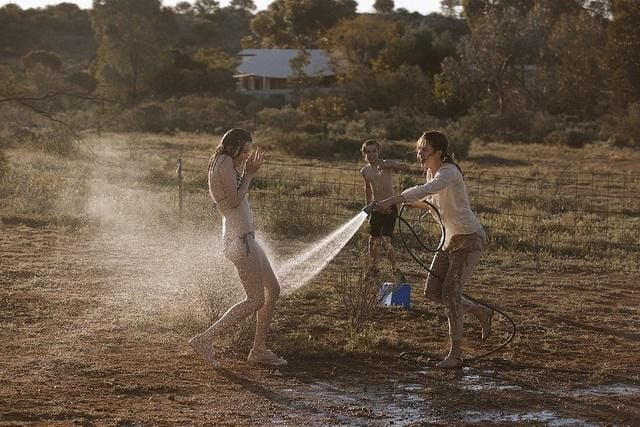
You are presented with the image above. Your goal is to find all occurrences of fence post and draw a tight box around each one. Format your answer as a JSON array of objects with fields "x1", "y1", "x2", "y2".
[{"x1": 176, "y1": 157, "x2": 183, "y2": 222}]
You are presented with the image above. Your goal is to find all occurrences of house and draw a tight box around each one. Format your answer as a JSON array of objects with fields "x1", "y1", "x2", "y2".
[{"x1": 234, "y1": 49, "x2": 337, "y2": 101}]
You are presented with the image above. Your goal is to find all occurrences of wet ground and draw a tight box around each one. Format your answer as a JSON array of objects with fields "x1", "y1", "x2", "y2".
[{"x1": 2, "y1": 223, "x2": 639, "y2": 426}]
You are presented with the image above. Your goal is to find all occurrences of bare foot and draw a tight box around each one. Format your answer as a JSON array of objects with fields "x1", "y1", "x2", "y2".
[
  {"x1": 247, "y1": 348, "x2": 287, "y2": 366},
  {"x1": 188, "y1": 335, "x2": 220, "y2": 368},
  {"x1": 436, "y1": 353, "x2": 464, "y2": 369}
]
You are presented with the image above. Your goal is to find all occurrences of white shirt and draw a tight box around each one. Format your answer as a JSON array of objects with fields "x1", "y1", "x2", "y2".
[{"x1": 401, "y1": 163, "x2": 482, "y2": 249}]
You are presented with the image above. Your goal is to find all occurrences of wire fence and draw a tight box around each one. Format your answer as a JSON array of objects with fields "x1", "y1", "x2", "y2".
[{"x1": 176, "y1": 155, "x2": 640, "y2": 256}]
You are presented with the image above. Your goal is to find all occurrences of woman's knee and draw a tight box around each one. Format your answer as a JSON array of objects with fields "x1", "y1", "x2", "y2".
[
  {"x1": 442, "y1": 278, "x2": 462, "y2": 308},
  {"x1": 244, "y1": 293, "x2": 265, "y2": 312},
  {"x1": 267, "y1": 282, "x2": 281, "y2": 300}
]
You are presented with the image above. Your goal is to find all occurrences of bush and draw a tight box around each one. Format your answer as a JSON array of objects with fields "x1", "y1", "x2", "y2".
[
  {"x1": 334, "y1": 266, "x2": 388, "y2": 330},
  {"x1": 565, "y1": 128, "x2": 592, "y2": 148},
  {"x1": 381, "y1": 141, "x2": 415, "y2": 162},
  {"x1": 266, "y1": 131, "x2": 332, "y2": 158},
  {"x1": 331, "y1": 135, "x2": 362, "y2": 160},
  {"x1": 172, "y1": 95, "x2": 243, "y2": 133},
  {"x1": 544, "y1": 126, "x2": 593, "y2": 148},
  {"x1": 528, "y1": 112, "x2": 557, "y2": 142},
  {"x1": 383, "y1": 107, "x2": 423, "y2": 141},
  {"x1": 327, "y1": 113, "x2": 386, "y2": 142},
  {"x1": 120, "y1": 102, "x2": 167, "y2": 132},
  {"x1": 622, "y1": 103, "x2": 640, "y2": 147},
  {"x1": 257, "y1": 107, "x2": 305, "y2": 133},
  {"x1": 441, "y1": 122, "x2": 471, "y2": 160}
]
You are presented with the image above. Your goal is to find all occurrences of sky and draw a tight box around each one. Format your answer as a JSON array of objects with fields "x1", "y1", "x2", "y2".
[{"x1": 1, "y1": 0, "x2": 442, "y2": 15}]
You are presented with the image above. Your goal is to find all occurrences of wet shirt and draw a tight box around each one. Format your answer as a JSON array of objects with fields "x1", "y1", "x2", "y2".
[
  {"x1": 401, "y1": 163, "x2": 481, "y2": 248},
  {"x1": 208, "y1": 154, "x2": 254, "y2": 240}
]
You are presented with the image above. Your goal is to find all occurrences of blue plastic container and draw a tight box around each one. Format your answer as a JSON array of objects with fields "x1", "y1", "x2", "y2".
[{"x1": 378, "y1": 282, "x2": 411, "y2": 309}]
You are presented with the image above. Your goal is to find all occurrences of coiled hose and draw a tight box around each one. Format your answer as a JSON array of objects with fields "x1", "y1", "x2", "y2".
[{"x1": 395, "y1": 203, "x2": 517, "y2": 363}]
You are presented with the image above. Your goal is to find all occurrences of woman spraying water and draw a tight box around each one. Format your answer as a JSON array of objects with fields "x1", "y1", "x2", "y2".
[
  {"x1": 375, "y1": 131, "x2": 493, "y2": 368},
  {"x1": 189, "y1": 128, "x2": 287, "y2": 367}
]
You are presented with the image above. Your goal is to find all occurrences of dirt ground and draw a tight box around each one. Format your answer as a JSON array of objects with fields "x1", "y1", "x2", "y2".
[
  {"x1": 1, "y1": 220, "x2": 639, "y2": 426},
  {"x1": 1, "y1": 136, "x2": 639, "y2": 425}
]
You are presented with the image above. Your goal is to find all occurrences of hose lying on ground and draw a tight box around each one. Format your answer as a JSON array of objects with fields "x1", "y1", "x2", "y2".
[{"x1": 394, "y1": 203, "x2": 517, "y2": 364}]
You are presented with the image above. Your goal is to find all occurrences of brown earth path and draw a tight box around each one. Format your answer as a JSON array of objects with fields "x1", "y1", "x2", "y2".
[{"x1": 2, "y1": 223, "x2": 640, "y2": 426}]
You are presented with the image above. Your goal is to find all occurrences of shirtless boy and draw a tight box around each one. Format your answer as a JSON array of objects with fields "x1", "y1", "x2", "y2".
[{"x1": 360, "y1": 140, "x2": 410, "y2": 275}]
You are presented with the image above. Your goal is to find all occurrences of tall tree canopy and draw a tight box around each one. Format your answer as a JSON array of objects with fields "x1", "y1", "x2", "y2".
[
  {"x1": 91, "y1": 0, "x2": 176, "y2": 104},
  {"x1": 251, "y1": 0, "x2": 357, "y2": 47},
  {"x1": 607, "y1": 0, "x2": 640, "y2": 103}
]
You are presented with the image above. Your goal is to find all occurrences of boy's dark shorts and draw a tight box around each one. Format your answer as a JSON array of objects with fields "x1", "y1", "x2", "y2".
[{"x1": 369, "y1": 204, "x2": 398, "y2": 237}]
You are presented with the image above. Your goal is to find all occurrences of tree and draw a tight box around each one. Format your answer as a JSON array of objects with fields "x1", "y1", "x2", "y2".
[
  {"x1": 540, "y1": 10, "x2": 607, "y2": 116},
  {"x1": 174, "y1": 1, "x2": 193, "y2": 14},
  {"x1": 325, "y1": 15, "x2": 400, "y2": 69},
  {"x1": 91, "y1": 0, "x2": 176, "y2": 104},
  {"x1": 524, "y1": 4, "x2": 608, "y2": 117},
  {"x1": 373, "y1": 0, "x2": 394, "y2": 14},
  {"x1": 440, "y1": 0, "x2": 462, "y2": 17},
  {"x1": 448, "y1": 6, "x2": 535, "y2": 115},
  {"x1": 194, "y1": 0, "x2": 220, "y2": 16},
  {"x1": 251, "y1": 0, "x2": 357, "y2": 47},
  {"x1": 230, "y1": 0, "x2": 256, "y2": 11},
  {"x1": 607, "y1": 0, "x2": 640, "y2": 103}
]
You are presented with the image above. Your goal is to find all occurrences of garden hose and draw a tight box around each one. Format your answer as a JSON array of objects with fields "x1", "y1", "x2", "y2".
[{"x1": 395, "y1": 203, "x2": 517, "y2": 364}]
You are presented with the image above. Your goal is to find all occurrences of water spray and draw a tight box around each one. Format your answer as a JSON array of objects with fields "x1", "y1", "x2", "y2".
[{"x1": 276, "y1": 211, "x2": 368, "y2": 295}]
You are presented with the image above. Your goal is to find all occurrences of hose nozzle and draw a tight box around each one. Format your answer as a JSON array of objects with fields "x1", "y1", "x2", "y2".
[{"x1": 363, "y1": 201, "x2": 377, "y2": 216}]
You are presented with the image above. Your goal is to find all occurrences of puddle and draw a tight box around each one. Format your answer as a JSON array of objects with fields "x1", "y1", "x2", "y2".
[
  {"x1": 460, "y1": 367, "x2": 522, "y2": 392},
  {"x1": 462, "y1": 410, "x2": 594, "y2": 426},
  {"x1": 274, "y1": 369, "x2": 637, "y2": 425},
  {"x1": 566, "y1": 384, "x2": 640, "y2": 397}
]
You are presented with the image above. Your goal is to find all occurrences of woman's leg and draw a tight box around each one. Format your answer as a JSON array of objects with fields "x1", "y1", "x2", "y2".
[
  {"x1": 247, "y1": 240, "x2": 287, "y2": 366},
  {"x1": 190, "y1": 237, "x2": 265, "y2": 365},
  {"x1": 437, "y1": 232, "x2": 485, "y2": 368},
  {"x1": 251, "y1": 241, "x2": 280, "y2": 351}
]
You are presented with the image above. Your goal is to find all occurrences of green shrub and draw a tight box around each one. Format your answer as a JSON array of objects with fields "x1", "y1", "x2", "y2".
[
  {"x1": 257, "y1": 107, "x2": 304, "y2": 133},
  {"x1": 441, "y1": 122, "x2": 471, "y2": 160},
  {"x1": 565, "y1": 128, "x2": 592, "y2": 148},
  {"x1": 120, "y1": 102, "x2": 167, "y2": 132},
  {"x1": 266, "y1": 131, "x2": 331, "y2": 158},
  {"x1": 544, "y1": 129, "x2": 565, "y2": 145},
  {"x1": 381, "y1": 141, "x2": 415, "y2": 162},
  {"x1": 529, "y1": 112, "x2": 557, "y2": 142},
  {"x1": 331, "y1": 135, "x2": 362, "y2": 160},
  {"x1": 383, "y1": 107, "x2": 423, "y2": 141},
  {"x1": 173, "y1": 96, "x2": 243, "y2": 133}
]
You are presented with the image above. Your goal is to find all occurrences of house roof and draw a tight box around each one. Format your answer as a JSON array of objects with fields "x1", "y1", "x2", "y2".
[{"x1": 236, "y1": 49, "x2": 335, "y2": 79}]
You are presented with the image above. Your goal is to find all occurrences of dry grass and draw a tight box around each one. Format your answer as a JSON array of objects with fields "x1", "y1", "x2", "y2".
[{"x1": 2, "y1": 131, "x2": 639, "y2": 424}]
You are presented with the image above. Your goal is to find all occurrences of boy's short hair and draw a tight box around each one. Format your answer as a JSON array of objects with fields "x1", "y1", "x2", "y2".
[{"x1": 361, "y1": 139, "x2": 380, "y2": 155}]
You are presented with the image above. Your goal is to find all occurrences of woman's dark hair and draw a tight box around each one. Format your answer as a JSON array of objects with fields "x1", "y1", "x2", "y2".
[
  {"x1": 208, "y1": 128, "x2": 252, "y2": 171},
  {"x1": 417, "y1": 130, "x2": 463, "y2": 175}
]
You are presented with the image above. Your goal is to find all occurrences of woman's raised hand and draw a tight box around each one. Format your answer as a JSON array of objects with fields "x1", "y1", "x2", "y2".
[{"x1": 245, "y1": 147, "x2": 265, "y2": 175}]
